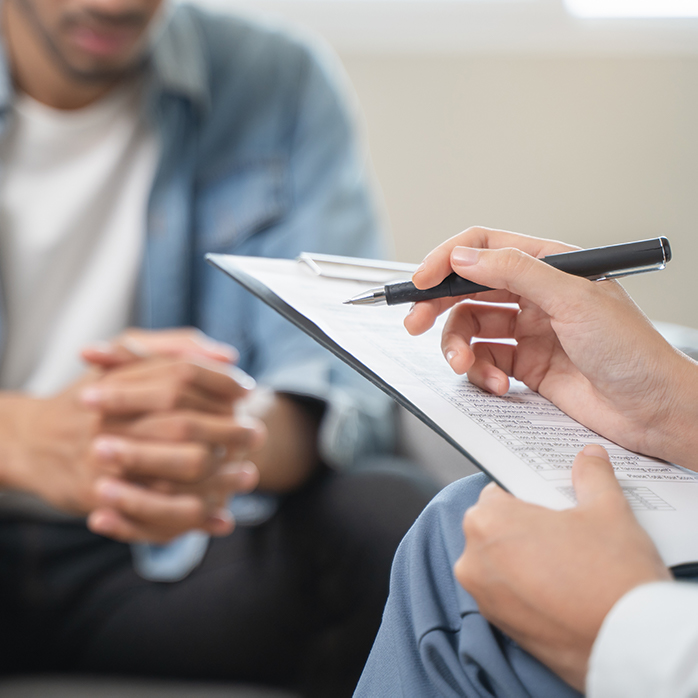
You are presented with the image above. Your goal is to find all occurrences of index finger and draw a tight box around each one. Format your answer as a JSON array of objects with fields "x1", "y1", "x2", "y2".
[
  {"x1": 96, "y1": 357, "x2": 255, "y2": 401},
  {"x1": 413, "y1": 227, "x2": 576, "y2": 290},
  {"x1": 82, "y1": 329, "x2": 239, "y2": 370},
  {"x1": 404, "y1": 288, "x2": 519, "y2": 336},
  {"x1": 572, "y1": 444, "x2": 627, "y2": 509}
]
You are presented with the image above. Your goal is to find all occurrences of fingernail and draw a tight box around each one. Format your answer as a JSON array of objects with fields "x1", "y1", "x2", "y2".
[
  {"x1": 84, "y1": 341, "x2": 113, "y2": 355},
  {"x1": 446, "y1": 350, "x2": 457, "y2": 366},
  {"x1": 452, "y1": 247, "x2": 480, "y2": 267},
  {"x1": 583, "y1": 444, "x2": 610, "y2": 461},
  {"x1": 213, "y1": 507, "x2": 232, "y2": 521},
  {"x1": 81, "y1": 387, "x2": 104, "y2": 406},
  {"x1": 119, "y1": 337, "x2": 151, "y2": 358},
  {"x1": 214, "y1": 342, "x2": 238, "y2": 362},
  {"x1": 229, "y1": 366, "x2": 256, "y2": 391},
  {"x1": 88, "y1": 512, "x2": 111, "y2": 534},
  {"x1": 485, "y1": 376, "x2": 502, "y2": 394},
  {"x1": 237, "y1": 415, "x2": 259, "y2": 429},
  {"x1": 207, "y1": 509, "x2": 234, "y2": 536},
  {"x1": 414, "y1": 262, "x2": 426, "y2": 275},
  {"x1": 237, "y1": 417, "x2": 266, "y2": 445},
  {"x1": 93, "y1": 436, "x2": 127, "y2": 460},
  {"x1": 96, "y1": 479, "x2": 123, "y2": 502},
  {"x1": 233, "y1": 462, "x2": 258, "y2": 479}
]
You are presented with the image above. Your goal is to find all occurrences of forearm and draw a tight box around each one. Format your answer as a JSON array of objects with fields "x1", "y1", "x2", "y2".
[
  {"x1": 245, "y1": 391, "x2": 321, "y2": 492},
  {"x1": 0, "y1": 392, "x2": 37, "y2": 491}
]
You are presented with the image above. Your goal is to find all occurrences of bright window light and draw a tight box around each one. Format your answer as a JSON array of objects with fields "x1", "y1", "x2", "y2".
[{"x1": 565, "y1": 0, "x2": 698, "y2": 17}]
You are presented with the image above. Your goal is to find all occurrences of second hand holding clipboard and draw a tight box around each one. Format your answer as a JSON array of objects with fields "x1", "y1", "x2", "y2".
[{"x1": 345, "y1": 237, "x2": 672, "y2": 306}]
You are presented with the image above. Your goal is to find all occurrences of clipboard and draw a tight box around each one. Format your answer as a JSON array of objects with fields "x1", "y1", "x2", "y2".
[
  {"x1": 205, "y1": 253, "x2": 441, "y2": 452},
  {"x1": 206, "y1": 251, "x2": 698, "y2": 569}
]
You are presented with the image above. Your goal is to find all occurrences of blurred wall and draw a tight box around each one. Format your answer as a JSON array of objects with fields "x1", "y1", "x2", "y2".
[
  {"x1": 189, "y1": 0, "x2": 698, "y2": 329},
  {"x1": 342, "y1": 54, "x2": 698, "y2": 328}
]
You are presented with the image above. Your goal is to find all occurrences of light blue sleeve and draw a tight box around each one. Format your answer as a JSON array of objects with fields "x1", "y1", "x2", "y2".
[
  {"x1": 134, "y1": 25, "x2": 395, "y2": 583},
  {"x1": 233, "y1": 36, "x2": 396, "y2": 470},
  {"x1": 355, "y1": 473, "x2": 583, "y2": 698}
]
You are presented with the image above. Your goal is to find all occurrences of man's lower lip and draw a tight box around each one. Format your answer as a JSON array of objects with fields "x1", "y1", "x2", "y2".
[{"x1": 70, "y1": 26, "x2": 139, "y2": 57}]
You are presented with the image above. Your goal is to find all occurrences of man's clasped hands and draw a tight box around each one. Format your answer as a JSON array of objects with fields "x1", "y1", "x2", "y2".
[{"x1": 0, "y1": 329, "x2": 265, "y2": 543}]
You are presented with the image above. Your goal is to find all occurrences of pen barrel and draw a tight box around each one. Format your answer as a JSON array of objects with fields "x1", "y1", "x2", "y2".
[
  {"x1": 542, "y1": 237, "x2": 670, "y2": 278},
  {"x1": 385, "y1": 276, "x2": 491, "y2": 305},
  {"x1": 382, "y1": 236, "x2": 670, "y2": 306}
]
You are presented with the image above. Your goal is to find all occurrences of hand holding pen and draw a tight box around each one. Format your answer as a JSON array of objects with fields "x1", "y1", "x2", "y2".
[
  {"x1": 387, "y1": 227, "x2": 697, "y2": 470},
  {"x1": 345, "y1": 236, "x2": 670, "y2": 306}
]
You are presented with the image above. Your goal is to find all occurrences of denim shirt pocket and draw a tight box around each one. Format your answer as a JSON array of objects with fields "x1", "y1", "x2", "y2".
[{"x1": 195, "y1": 157, "x2": 290, "y2": 253}]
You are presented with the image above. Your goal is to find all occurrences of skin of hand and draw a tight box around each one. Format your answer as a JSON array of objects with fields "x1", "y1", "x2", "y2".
[
  {"x1": 0, "y1": 332, "x2": 264, "y2": 543},
  {"x1": 82, "y1": 328, "x2": 321, "y2": 527},
  {"x1": 80, "y1": 329, "x2": 264, "y2": 542},
  {"x1": 405, "y1": 227, "x2": 698, "y2": 471},
  {"x1": 454, "y1": 444, "x2": 672, "y2": 691},
  {"x1": 81, "y1": 327, "x2": 241, "y2": 369}
]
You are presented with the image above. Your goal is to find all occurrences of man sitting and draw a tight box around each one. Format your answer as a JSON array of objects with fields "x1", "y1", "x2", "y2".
[{"x1": 0, "y1": 1, "x2": 432, "y2": 694}]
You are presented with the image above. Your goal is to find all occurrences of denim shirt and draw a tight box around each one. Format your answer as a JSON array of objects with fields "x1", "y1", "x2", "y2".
[{"x1": 0, "y1": 4, "x2": 395, "y2": 580}]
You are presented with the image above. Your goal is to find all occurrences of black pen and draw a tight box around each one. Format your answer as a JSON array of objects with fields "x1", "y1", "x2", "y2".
[{"x1": 343, "y1": 237, "x2": 672, "y2": 306}]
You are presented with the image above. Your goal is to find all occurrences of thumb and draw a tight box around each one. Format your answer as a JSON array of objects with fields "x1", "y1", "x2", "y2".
[{"x1": 571, "y1": 444, "x2": 624, "y2": 508}]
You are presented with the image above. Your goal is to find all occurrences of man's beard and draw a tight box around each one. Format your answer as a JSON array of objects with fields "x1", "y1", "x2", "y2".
[{"x1": 14, "y1": 0, "x2": 152, "y2": 84}]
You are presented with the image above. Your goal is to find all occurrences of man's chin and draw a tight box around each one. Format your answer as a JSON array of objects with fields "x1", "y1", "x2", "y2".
[{"x1": 57, "y1": 52, "x2": 147, "y2": 84}]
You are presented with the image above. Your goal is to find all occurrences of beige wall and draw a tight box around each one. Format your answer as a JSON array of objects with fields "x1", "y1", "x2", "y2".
[{"x1": 340, "y1": 53, "x2": 698, "y2": 328}]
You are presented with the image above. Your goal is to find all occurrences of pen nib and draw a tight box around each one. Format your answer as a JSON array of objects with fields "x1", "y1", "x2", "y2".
[{"x1": 343, "y1": 288, "x2": 387, "y2": 305}]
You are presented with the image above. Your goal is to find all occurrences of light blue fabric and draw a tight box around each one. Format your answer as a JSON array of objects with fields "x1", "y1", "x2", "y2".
[
  {"x1": 355, "y1": 474, "x2": 583, "y2": 698},
  {"x1": 0, "y1": 5, "x2": 395, "y2": 580}
]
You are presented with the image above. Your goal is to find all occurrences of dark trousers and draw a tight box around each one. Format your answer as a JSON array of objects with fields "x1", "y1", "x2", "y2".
[{"x1": 0, "y1": 466, "x2": 435, "y2": 697}]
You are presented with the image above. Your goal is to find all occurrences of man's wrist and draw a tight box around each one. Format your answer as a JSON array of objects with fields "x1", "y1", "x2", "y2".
[{"x1": 0, "y1": 392, "x2": 32, "y2": 490}]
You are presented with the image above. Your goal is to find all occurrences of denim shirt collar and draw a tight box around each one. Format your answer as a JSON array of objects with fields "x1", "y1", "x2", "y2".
[
  {"x1": 148, "y1": 5, "x2": 210, "y2": 115},
  {"x1": 0, "y1": 4, "x2": 210, "y2": 118}
]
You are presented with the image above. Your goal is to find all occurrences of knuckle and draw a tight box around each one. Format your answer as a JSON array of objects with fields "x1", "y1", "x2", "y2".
[
  {"x1": 463, "y1": 505, "x2": 493, "y2": 540},
  {"x1": 118, "y1": 447, "x2": 137, "y2": 469},
  {"x1": 85, "y1": 411, "x2": 102, "y2": 436},
  {"x1": 101, "y1": 389, "x2": 123, "y2": 410},
  {"x1": 455, "y1": 555, "x2": 476, "y2": 589},
  {"x1": 160, "y1": 385, "x2": 180, "y2": 411},
  {"x1": 183, "y1": 447, "x2": 210, "y2": 481},
  {"x1": 174, "y1": 360, "x2": 198, "y2": 384},
  {"x1": 169, "y1": 415, "x2": 194, "y2": 441},
  {"x1": 187, "y1": 498, "x2": 207, "y2": 524},
  {"x1": 123, "y1": 497, "x2": 146, "y2": 519},
  {"x1": 502, "y1": 248, "x2": 534, "y2": 281},
  {"x1": 462, "y1": 506, "x2": 479, "y2": 536}
]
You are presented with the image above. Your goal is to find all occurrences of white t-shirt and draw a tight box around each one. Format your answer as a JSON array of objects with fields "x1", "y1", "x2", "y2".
[{"x1": 0, "y1": 82, "x2": 158, "y2": 396}]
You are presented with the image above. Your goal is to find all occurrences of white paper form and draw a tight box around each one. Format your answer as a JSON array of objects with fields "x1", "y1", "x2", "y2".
[{"x1": 207, "y1": 254, "x2": 698, "y2": 568}]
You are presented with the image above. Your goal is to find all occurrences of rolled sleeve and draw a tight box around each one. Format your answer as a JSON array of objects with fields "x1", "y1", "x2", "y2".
[{"x1": 236, "y1": 38, "x2": 397, "y2": 468}]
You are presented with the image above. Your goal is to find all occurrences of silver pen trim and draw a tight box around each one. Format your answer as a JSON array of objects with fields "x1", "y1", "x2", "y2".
[
  {"x1": 594, "y1": 261, "x2": 666, "y2": 282},
  {"x1": 343, "y1": 288, "x2": 387, "y2": 305}
]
